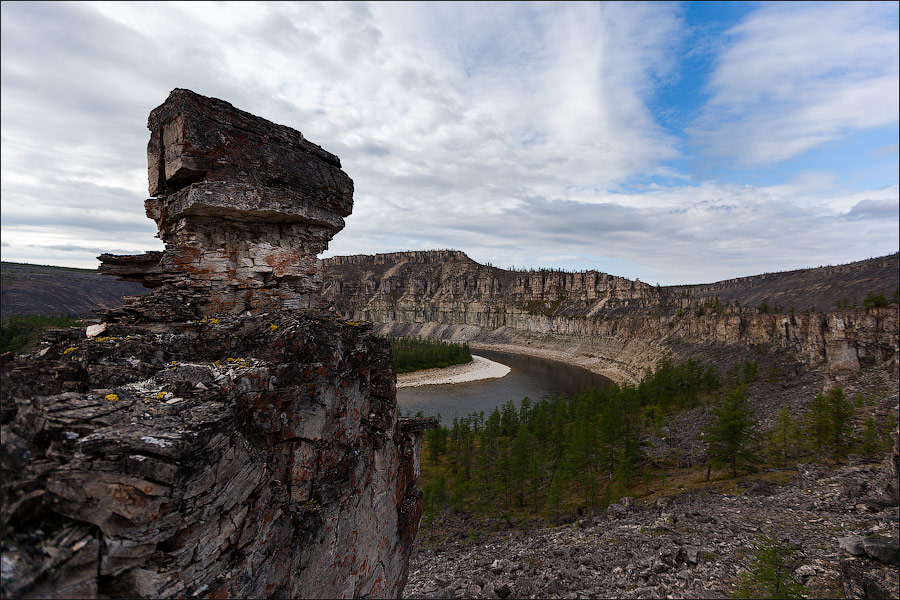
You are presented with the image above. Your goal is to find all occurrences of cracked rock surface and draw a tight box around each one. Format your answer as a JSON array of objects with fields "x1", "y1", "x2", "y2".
[
  {"x1": 2, "y1": 89, "x2": 430, "y2": 599},
  {"x1": 2, "y1": 314, "x2": 423, "y2": 598}
]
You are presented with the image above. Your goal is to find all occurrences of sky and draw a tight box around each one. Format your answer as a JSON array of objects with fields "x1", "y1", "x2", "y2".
[{"x1": 1, "y1": 1, "x2": 898, "y2": 286}]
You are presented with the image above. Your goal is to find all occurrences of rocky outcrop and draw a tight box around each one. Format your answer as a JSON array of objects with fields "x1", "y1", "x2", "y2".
[
  {"x1": 324, "y1": 252, "x2": 899, "y2": 383},
  {"x1": 407, "y1": 455, "x2": 899, "y2": 599},
  {"x1": 2, "y1": 315, "x2": 420, "y2": 598},
  {"x1": 2, "y1": 90, "x2": 429, "y2": 599},
  {"x1": 100, "y1": 88, "x2": 353, "y2": 319},
  {"x1": 838, "y1": 427, "x2": 900, "y2": 599}
]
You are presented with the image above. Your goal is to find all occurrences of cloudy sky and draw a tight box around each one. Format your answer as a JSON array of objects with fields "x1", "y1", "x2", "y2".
[{"x1": 1, "y1": 1, "x2": 898, "y2": 285}]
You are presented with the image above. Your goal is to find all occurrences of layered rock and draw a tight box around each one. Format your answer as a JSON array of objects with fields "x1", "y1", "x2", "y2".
[
  {"x1": 2, "y1": 90, "x2": 430, "y2": 599},
  {"x1": 324, "y1": 252, "x2": 899, "y2": 383},
  {"x1": 2, "y1": 316, "x2": 421, "y2": 598},
  {"x1": 100, "y1": 88, "x2": 354, "y2": 319}
]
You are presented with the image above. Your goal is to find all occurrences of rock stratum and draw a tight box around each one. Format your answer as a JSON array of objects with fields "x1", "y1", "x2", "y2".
[
  {"x1": 324, "y1": 251, "x2": 899, "y2": 383},
  {"x1": 1, "y1": 89, "x2": 431, "y2": 599}
]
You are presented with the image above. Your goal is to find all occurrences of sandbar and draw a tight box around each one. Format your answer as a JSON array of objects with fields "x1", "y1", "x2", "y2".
[{"x1": 396, "y1": 355, "x2": 511, "y2": 388}]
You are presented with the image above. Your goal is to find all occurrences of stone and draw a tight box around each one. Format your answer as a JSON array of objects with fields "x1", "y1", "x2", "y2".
[
  {"x1": 495, "y1": 582, "x2": 512, "y2": 598},
  {"x1": 1, "y1": 90, "x2": 434, "y2": 599},
  {"x1": 839, "y1": 535, "x2": 868, "y2": 556},
  {"x1": 862, "y1": 536, "x2": 899, "y2": 566},
  {"x1": 84, "y1": 323, "x2": 107, "y2": 338},
  {"x1": 100, "y1": 88, "x2": 355, "y2": 320}
]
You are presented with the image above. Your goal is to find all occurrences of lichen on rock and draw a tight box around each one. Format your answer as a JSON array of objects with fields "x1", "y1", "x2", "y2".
[{"x1": 1, "y1": 89, "x2": 432, "y2": 599}]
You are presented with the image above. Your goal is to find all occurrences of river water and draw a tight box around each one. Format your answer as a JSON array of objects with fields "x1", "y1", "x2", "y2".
[{"x1": 396, "y1": 349, "x2": 613, "y2": 424}]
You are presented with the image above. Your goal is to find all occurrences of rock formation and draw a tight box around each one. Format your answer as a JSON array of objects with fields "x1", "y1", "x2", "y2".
[
  {"x1": 99, "y1": 88, "x2": 353, "y2": 320},
  {"x1": 1, "y1": 89, "x2": 431, "y2": 599},
  {"x1": 324, "y1": 251, "x2": 899, "y2": 383},
  {"x1": 838, "y1": 427, "x2": 900, "y2": 599}
]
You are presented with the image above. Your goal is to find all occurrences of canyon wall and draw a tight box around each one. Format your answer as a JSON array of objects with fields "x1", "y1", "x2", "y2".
[
  {"x1": 324, "y1": 251, "x2": 899, "y2": 383},
  {"x1": 1, "y1": 90, "x2": 429, "y2": 599}
]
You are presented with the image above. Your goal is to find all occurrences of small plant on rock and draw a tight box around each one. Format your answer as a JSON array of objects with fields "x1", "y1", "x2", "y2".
[{"x1": 733, "y1": 533, "x2": 804, "y2": 599}]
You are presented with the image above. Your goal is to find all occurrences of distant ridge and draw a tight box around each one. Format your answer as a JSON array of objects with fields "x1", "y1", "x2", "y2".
[
  {"x1": 0, "y1": 261, "x2": 147, "y2": 319},
  {"x1": 666, "y1": 253, "x2": 899, "y2": 313},
  {"x1": 326, "y1": 250, "x2": 899, "y2": 315}
]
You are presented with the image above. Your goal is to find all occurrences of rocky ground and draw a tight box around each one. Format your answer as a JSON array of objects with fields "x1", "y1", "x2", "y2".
[
  {"x1": 406, "y1": 456, "x2": 898, "y2": 599},
  {"x1": 405, "y1": 362, "x2": 899, "y2": 599}
]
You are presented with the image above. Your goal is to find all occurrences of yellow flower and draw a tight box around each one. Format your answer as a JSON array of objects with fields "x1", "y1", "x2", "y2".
[
  {"x1": 209, "y1": 318, "x2": 219, "y2": 324},
  {"x1": 156, "y1": 391, "x2": 166, "y2": 400},
  {"x1": 105, "y1": 394, "x2": 119, "y2": 402},
  {"x1": 63, "y1": 347, "x2": 76, "y2": 355},
  {"x1": 269, "y1": 323, "x2": 277, "y2": 331}
]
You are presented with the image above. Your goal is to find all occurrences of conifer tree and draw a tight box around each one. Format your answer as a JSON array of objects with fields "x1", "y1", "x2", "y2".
[
  {"x1": 705, "y1": 385, "x2": 761, "y2": 478},
  {"x1": 826, "y1": 387, "x2": 853, "y2": 457},
  {"x1": 734, "y1": 534, "x2": 804, "y2": 599}
]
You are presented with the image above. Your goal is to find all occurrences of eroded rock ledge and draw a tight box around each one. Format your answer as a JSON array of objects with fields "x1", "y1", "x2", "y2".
[
  {"x1": 100, "y1": 88, "x2": 354, "y2": 319},
  {"x1": 1, "y1": 90, "x2": 430, "y2": 599},
  {"x1": 2, "y1": 315, "x2": 421, "y2": 598},
  {"x1": 323, "y1": 251, "x2": 899, "y2": 384}
]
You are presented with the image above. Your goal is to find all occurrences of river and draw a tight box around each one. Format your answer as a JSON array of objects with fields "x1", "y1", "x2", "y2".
[{"x1": 396, "y1": 349, "x2": 613, "y2": 424}]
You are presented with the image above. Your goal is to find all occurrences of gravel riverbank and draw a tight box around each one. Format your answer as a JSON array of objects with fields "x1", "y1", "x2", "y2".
[{"x1": 397, "y1": 355, "x2": 512, "y2": 388}]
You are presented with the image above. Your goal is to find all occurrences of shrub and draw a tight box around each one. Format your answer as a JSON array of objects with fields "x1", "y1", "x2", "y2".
[
  {"x1": 0, "y1": 315, "x2": 82, "y2": 354},
  {"x1": 733, "y1": 534, "x2": 804, "y2": 599},
  {"x1": 862, "y1": 292, "x2": 888, "y2": 308}
]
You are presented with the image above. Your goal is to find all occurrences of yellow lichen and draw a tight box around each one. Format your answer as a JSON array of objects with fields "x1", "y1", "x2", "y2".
[
  {"x1": 209, "y1": 318, "x2": 219, "y2": 324},
  {"x1": 105, "y1": 394, "x2": 120, "y2": 402},
  {"x1": 63, "y1": 347, "x2": 77, "y2": 355},
  {"x1": 156, "y1": 391, "x2": 167, "y2": 400},
  {"x1": 269, "y1": 323, "x2": 277, "y2": 331}
]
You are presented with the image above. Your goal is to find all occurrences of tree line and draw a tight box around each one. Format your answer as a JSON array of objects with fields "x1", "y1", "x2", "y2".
[
  {"x1": 1, "y1": 315, "x2": 82, "y2": 354},
  {"x1": 418, "y1": 357, "x2": 893, "y2": 524},
  {"x1": 389, "y1": 337, "x2": 472, "y2": 374}
]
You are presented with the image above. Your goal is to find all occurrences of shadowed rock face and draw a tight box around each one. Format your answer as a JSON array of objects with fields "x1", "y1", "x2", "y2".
[
  {"x1": 323, "y1": 251, "x2": 899, "y2": 383},
  {"x1": 100, "y1": 88, "x2": 354, "y2": 318},
  {"x1": 2, "y1": 90, "x2": 430, "y2": 599}
]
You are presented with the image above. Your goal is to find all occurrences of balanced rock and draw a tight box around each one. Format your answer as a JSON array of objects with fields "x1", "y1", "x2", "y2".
[
  {"x1": 100, "y1": 88, "x2": 354, "y2": 319},
  {"x1": 1, "y1": 90, "x2": 432, "y2": 599}
]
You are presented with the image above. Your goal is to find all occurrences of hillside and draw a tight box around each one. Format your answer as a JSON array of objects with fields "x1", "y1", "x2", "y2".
[
  {"x1": 323, "y1": 251, "x2": 899, "y2": 383},
  {"x1": 667, "y1": 253, "x2": 899, "y2": 313},
  {"x1": 1, "y1": 261, "x2": 147, "y2": 319},
  {"x1": 324, "y1": 251, "x2": 899, "y2": 599}
]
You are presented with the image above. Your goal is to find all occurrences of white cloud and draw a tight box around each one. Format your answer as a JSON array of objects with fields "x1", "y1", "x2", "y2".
[
  {"x1": 691, "y1": 2, "x2": 899, "y2": 165},
  {"x1": 0, "y1": 1, "x2": 897, "y2": 285}
]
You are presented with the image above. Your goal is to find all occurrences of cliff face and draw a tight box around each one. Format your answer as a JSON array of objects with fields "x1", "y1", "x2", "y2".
[
  {"x1": 1, "y1": 90, "x2": 429, "y2": 599},
  {"x1": 324, "y1": 251, "x2": 899, "y2": 383},
  {"x1": 2, "y1": 316, "x2": 419, "y2": 598}
]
